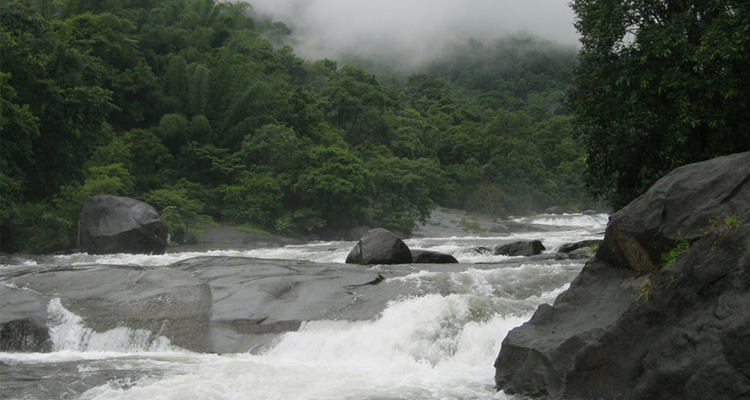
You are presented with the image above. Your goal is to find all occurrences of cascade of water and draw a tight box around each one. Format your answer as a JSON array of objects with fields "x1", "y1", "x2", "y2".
[
  {"x1": 0, "y1": 212, "x2": 605, "y2": 400},
  {"x1": 47, "y1": 298, "x2": 175, "y2": 353}
]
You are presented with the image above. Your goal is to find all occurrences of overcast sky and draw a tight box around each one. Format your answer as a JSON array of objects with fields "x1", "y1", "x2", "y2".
[{"x1": 249, "y1": 0, "x2": 579, "y2": 67}]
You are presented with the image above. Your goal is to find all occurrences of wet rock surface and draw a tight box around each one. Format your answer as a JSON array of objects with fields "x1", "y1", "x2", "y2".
[
  {"x1": 0, "y1": 266, "x2": 212, "y2": 352},
  {"x1": 411, "y1": 249, "x2": 459, "y2": 264},
  {"x1": 494, "y1": 152, "x2": 750, "y2": 400},
  {"x1": 345, "y1": 228, "x2": 413, "y2": 265},
  {"x1": 0, "y1": 257, "x2": 421, "y2": 354},
  {"x1": 493, "y1": 240, "x2": 546, "y2": 257},
  {"x1": 79, "y1": 195, "x2": 169, "y2": 254}
]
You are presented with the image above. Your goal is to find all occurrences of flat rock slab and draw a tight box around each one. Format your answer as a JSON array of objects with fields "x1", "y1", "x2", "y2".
[
  {"x1": 168, "y1": 256, "x2": 414, "y2": 353},
  {"x1": 1, "y1": 265, "x2": 212, "y2": 352}
]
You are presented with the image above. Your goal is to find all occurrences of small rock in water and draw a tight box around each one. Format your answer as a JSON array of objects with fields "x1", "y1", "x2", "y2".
[
  {"x1": 493, "y1": 240, "x2": 546, "y2": 257},
  {"x1": 411, "y1": 249, "x2": 458, "y2": 264}
]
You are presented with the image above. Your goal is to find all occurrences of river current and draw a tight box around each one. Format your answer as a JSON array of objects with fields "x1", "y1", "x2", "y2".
[{"x1": 0, "y1": 213, "x2": 607, "y2": 400}]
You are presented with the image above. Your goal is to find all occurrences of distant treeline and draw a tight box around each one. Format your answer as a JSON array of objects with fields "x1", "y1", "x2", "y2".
[{"x1": 0, "y1": 0, "x2": 596, "y2": 253}]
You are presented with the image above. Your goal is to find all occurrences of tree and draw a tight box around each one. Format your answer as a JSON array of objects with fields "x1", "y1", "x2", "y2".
[
  {"x1": 365, "y1": 155, "x2": 445, "y2": 232},
  {"x1": 0, "y1": 1, "x2": 115, "y2": 199},
  {"x1": 142, "y1": 187, "x2": 209, "y2": 242},
  {"x1": 569, "y1": 0, "x2": 750, "y2": 209},
  {"x1": 293, "y1": 146, "x2": 373, "y2": 230},
  {"x1": 0, "y1": 73, "x2": 40, "y2": 226},
  {"x1": 221, "y1": 171, "x2": 283, "y2": 225}
]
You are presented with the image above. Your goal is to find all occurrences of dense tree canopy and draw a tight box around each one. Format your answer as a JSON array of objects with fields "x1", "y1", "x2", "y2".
[
  {"x1": 569, "y1": 0, "x2": 750, "y2": 209},
  {"x1": 0, "y1": 0, "x2": 597, "y2": 253}
]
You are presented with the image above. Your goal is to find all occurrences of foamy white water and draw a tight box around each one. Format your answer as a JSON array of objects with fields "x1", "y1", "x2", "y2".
[
  {"x1": 0, "y1": 213, "x2": 605, "y2": 400},
  {"x1": 48, "y1": 298, "x2": 176, "y2": 353}
]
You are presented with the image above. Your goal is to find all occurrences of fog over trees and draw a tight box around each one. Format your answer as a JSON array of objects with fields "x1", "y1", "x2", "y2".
[
  {"x1": 249, "y1": 0, "x2": 580, "y2": 71},
  {"x1": 1, "y1": 0, "x2": 597, "y2": 253}
]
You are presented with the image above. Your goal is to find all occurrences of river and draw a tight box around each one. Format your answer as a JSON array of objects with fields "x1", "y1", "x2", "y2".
[{"x1": 0, "y1": 212, "x2": 607, "y2": 400}]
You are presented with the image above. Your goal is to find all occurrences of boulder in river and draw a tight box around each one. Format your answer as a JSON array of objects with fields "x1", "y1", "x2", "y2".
[
  {"x1": 79, "y1": 195, "x2": 169, "y2": 254},
  {"x1": 345, "y1": 228, "x2": 413, "y2": 265},
  {"x1": 494, "y1": 151, "x2": 750, "y2": 400},
  {"x1": 493, "y1": 240, "x2": 546, "y2": 257},
  {"x1": 411, "y1": 249, "x2": 458, "y2": 264}
]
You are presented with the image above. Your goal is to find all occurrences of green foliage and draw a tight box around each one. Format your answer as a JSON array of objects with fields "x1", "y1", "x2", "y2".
[
  {"x1": 293, "y1": 146, "x2": 373, "y2": 230},
  {"x1": 221, "y1": 171, "x2": 282, "y2": 226},
  {"x1": 660, "y1": 238, "x2": 691, "y2": 269},
  {"x1": 707, "y1": 214, "x2": 742, "y2": 237},
  {"x1": 142, "y1": 187, "x2": 210, "y2": 242},
  {"x1": 570, "y1": 0, "x2": 750, "y2": 210},
  {"x1": 635, "y1": 278, "x2": 654, "y2": 306},
  {"x1": 1, "y1": 0, "x2": 596, "y2": 252},
  {"x1": 459, "y1": 217, "x2": 488, "y2": 234}
]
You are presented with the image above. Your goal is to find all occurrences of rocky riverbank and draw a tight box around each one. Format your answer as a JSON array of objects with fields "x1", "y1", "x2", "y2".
[{"x1": 494, "y1": 152, "x2": 750, "y2": 399}]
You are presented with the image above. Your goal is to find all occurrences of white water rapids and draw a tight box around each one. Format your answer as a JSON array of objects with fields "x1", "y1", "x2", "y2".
[{"x1": 0, "y1": 213, "x2": 607, "y2": 400}]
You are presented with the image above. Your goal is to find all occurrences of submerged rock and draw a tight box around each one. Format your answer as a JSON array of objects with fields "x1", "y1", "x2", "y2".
[
  {"x1": 345, "y1": 228, "x2": 413, "y2": 265},
  {"x1": 494, "y1": 152, "x2": 750, "y2": 400},
  {"x1": 79, "y1": 195, "x2": 169, "y2": 254},
  {"x1": 493, "y1": 240, "x2": 546, "y2": 257},
  {"x1": 556, "y1": 240, "x2": 600, "y2": 260},
  {"x1": 0, "y1": 285, "x2": 51, "y2": 352},
  {"x1": 557, "y1": 239, "x2": 600, "y2": 254},
  {"x1": 411, "y1": 249, "x2": 458, "y2": 264}
]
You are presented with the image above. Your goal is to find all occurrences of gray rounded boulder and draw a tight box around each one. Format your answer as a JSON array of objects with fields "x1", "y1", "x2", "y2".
[
  {"x1": 493, "y1": 240, "x2": 546, "y2": 257},
  {"x1": 345, "y1": 228, "x2": 413, "y2": 265},
  {"x1": 79, "y1": 195, "x2": 169, "y2": 254},
  {"x1": 411, "y1": 249, "x2": 458, "y2": 264}
]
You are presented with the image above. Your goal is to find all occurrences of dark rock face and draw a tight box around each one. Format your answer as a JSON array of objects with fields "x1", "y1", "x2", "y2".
[
  {"x1": 345, "y1": 228, "x2": 413, "y2": 265},
  {"x1": 79, "y1": 195, "x2": 169, "y2": 254},
  {"x1": 494, "y1": 152, "x2": 750, "y2": 400},
  {"x1": 411, "y1": 249, "x2": 458, "y2": 264},
  {"x1": 493, "y1": 240, "x2": 546, "y2": 257},
  {"x1": 598, "y1": 151, "x2": 750, "y2": 272},
  {"x1": 557, "y1": 239, "x2": 600, "y2": 254}
]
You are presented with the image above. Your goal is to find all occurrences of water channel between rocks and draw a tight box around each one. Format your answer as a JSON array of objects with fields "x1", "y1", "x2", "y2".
[{"x1": 0, "y1": 212, "x2": 607, "y2": 400}]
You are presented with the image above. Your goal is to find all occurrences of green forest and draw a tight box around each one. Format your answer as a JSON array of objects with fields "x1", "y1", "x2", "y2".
[
  {"x1": 1, "y1": 0, "x2": 596, "y2": 253},
  {"x1": 5, "y1": 0, "x2": 746, "y2": 254}
]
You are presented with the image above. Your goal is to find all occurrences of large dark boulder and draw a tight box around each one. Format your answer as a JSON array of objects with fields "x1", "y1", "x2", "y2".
[
  {"x1": 598, "y1": 151, "x2": 750, "y2": 272},
  {"x1": 79, "y1": 195, "x2": 169, "y2": 254},
  {"x1": 493, "y1": 240, "x2": 546, "y2": 257},
  {"x1": 494, "y1": 152, "x2": 750, "y2": 400},
  {"x1": 411, "y1": 249, "x2": 458, "y2": 264},
  {"x1": 345, "y1": 228, "x2": 413, "y2": 265}
]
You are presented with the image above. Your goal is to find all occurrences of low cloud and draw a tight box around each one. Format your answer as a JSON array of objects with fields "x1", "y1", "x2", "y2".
[{"x1": 249, "y1": 0, "x2": 579, "y2": 68}]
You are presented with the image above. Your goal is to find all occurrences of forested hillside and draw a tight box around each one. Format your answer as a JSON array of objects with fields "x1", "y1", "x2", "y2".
[{"x1": 0, "y1": 0, "x2": 596, "y2": 253}]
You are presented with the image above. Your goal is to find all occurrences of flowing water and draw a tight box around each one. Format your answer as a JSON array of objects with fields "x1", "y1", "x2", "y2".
[{"x1": 0, "y1": 213, "x2": 607, "y2": 400}]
